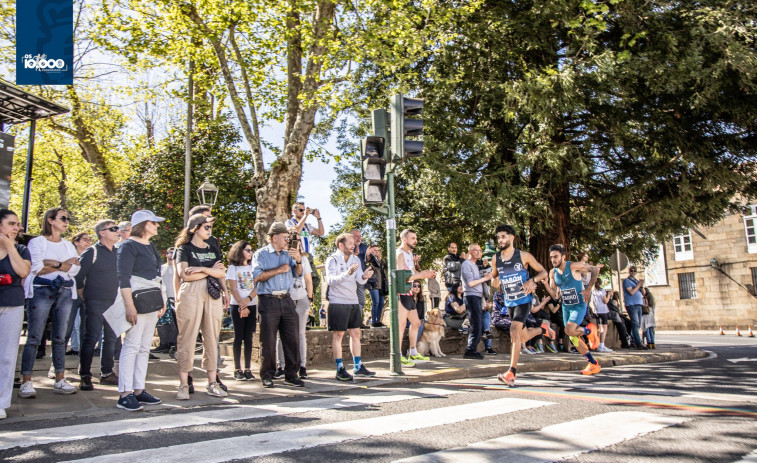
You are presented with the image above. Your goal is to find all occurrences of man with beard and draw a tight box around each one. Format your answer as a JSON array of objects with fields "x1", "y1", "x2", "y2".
[
  {"x1": 325, "y1": 233, "x2": 376, "y2": 380},
  {"x1": 396, "y1": 229, "x2": 436, "y2": 367},
  {"x1": 542, "y1": 244, "x2": 602, "y2": 376},
  {"x1": 489, "y1": 225, "x2": 551, "y2": 387},
  {"x1": 442, "y1": 242, "x2": 462, "y2": 292}
]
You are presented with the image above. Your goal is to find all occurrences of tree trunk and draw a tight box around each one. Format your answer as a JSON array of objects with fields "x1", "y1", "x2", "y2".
[
  {"x1": 53, "y1": 149, "x2": 67, "y2": 210},
  {"x1": 529, "y1": 179, "x2": 571, "y2": 270}
]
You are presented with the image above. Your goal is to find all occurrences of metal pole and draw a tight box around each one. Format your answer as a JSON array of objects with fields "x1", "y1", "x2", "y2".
[
  {"x1": 616, "y1": 248, "x2": 623, "y2": 306},
  {"x1": 184, "y1": 59, "x2": 194, "y2": 224},
  {"x1": 21, "y1": 119, "x2": 36, "y2": 232},
  {"x1": 386, "y1": 169, "x2": 402, "y2": 375}
]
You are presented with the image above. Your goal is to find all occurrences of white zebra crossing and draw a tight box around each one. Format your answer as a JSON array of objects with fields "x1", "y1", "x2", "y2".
[
  {"x1": 0, "y1": 387, "x2": 463, "y2": 451},
  {"x1": 62, "y1": 397, "x2": 555, "y2": 463},
  {"x1": 395, "y1": 411, "x2": 688, "y2": 463}
]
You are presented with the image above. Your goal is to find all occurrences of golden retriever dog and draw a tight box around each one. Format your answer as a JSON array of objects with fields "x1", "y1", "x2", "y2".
[{"x1": 418, "y1": 309, "x2": 447, "y2": 357}]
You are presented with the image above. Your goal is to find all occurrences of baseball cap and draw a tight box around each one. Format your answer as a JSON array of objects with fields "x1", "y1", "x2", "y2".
[
  {"x1": 187, "y1": 213, "x2": 216, "y2": 231},
  {"x1": 130, "y1": 210, "x2": 165, "y2": 227}
]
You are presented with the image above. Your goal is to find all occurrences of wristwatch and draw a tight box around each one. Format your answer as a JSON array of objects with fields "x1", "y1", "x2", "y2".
[{"x1": 56, "y1": 261, "x2": 62, "y2": 269}]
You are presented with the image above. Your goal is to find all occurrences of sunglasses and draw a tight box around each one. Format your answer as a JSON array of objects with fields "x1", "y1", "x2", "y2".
[
  {"x1": 106, "y1": 226, "x2": 120, "y2": 232},
  {"x1": 297, "y1": 208, "x2": 305, "y2": 212},
  {"x1": 243, "y1": 248, "x2": 253, "y2": 253},
  {"x1": 412, "y1": 284, "x2": 422, "y2": 288},
  {"x1": 58, "y1": 216, "x2": 70, "y2": 222},
  {"x1": 629, "y1": 269, "x2": 637, "y2": 272}
]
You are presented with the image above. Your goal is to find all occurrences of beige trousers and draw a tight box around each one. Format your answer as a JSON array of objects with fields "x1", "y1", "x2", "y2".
[{"x1": 175, "y1": 279, "x2": 223, "y2": 372}]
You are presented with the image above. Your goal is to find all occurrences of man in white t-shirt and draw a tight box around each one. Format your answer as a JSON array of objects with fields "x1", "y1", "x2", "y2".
[
  {"x1": 591, "y1": 279, "x2": 613, "y2": 352},
  {"x1": 285, "y1": 202, "x2": 324, "y2": 255}
]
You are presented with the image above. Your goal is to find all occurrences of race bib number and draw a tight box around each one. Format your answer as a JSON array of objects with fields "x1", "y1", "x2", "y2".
[
  {"x1": 561, "y1": 287, "x2": 580, "y2": 305},
  {"x1": 502, "y1": 274, "x2": 525, "y2": 302}
]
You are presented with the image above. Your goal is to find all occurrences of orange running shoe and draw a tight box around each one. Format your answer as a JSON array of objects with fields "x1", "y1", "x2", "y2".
[
  {"x1": 541, "y1": 321, "x2": 556, "y2": 340},
  {"x1": 581, "y1": 362, "x2": 601, "y2": 375},
  {"x1": 586, "y1": 322, "x2": 599, "y2": 350},
  {"x1": 497, "y1": 370, "x2": 516, "y2": 387}
]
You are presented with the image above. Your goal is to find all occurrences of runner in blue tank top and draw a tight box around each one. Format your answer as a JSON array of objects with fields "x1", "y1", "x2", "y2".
[
  {"x1": 542, "y1": 244, "x2": 603, "y2": 376},
  {"x1": 489, "y1": 225, "x2": 551, "y2": 387}
]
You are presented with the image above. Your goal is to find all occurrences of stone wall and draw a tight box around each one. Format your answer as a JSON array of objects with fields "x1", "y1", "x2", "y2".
[{"x1": 647, "y1": 212, "x2": 757, "y2": 331}]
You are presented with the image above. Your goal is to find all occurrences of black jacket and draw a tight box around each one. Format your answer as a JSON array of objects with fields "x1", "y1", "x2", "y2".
[{"x1": 443, "y1": 253, "x2": 462, "y2": 286}]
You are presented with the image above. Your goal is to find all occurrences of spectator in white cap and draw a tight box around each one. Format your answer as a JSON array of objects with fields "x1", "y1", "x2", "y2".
[{"x1": 115, "y1": 210, "x2": 166, "y2": 411}]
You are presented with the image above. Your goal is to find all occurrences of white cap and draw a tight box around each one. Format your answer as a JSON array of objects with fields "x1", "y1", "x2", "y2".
[{"x1": 130, "y1": 210, "x2": 165, "y2": 227}]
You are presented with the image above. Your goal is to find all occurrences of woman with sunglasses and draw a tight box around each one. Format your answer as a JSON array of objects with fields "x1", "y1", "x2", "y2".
[
  {"x1": 174, "y1": 214, "x2": 227, "y2": 399},
  {"x1": 115, "y1": 210, "x2": 166, "y2": 411},
  {"x1": 0, "y1": 209, "x2": 31, "y2": 419},
  {"x1": 226, "y1": 240, "x2": 257, "y2": 381},
  {"x1": 19, "y1": 207, "x2": 80, "y2": 398}
]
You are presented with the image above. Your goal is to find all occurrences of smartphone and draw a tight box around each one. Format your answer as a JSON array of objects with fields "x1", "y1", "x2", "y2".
[{"x1": 288, "y1": 232, "x2": 300, "y2": 251}]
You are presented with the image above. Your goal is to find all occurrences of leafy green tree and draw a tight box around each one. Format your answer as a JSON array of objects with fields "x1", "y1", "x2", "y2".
[
  {"x1": 335, "y1": 0, "x2": 757, "y2": 265},
  {"x1": 106, "y1": 117, "x2": 257, "y2": 254}
]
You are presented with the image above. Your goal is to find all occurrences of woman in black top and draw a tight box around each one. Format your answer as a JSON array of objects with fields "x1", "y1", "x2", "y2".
[
  {"x1": 443, "y1": 282, "x2": 467, "y2": 329},
  {"x1": 0, "y1": 209, "x2": 31, "y2": 419},
  {"x1": 174, "y1": 214, "x2": 227, "y2": 400},
  {"x1": 116, "y1": 210, "x2": 166, "y2": 411}
]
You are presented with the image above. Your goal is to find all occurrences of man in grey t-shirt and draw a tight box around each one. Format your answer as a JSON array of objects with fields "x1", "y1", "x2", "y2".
[{"x1": 460, "y1": 243, "x2": 493, "y2": 359}]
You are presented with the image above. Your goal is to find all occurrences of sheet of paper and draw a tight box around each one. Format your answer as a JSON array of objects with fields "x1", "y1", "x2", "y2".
[{"x1": 103, "y1": 293, "x2": 132, "y2": 336}]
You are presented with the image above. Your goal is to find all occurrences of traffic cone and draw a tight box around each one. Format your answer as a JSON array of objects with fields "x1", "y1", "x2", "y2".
[
  {"x1": 749, "y1": 326, "x2": 755, "y2": 338},
  {"x1": 719, "y1": 326, "x2": 725, "y2": 335},
  {"x1": 736, "y1": 327, "x2": 742, "y2": 337}
]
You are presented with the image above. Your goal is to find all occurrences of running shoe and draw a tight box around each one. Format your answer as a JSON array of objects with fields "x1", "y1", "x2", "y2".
[
  {"x1": 18, "y1": 381, "x2": 36, "y2": 398},
  {"x1": 400, "y1": 356, "x2": 416, "y2": 367},
  {"x1": 409, "y1": 353, "x2": 430, "y2": 362},
  {"x1": 134, "y1": 390, "x2": 162, "y2": 405},
  {"x1": 581, "y1": 362, "x2": 601, "y2": 375},
  {"x1": 535, "y1": 343, "x2": 545, "y2": 353},
  {"x1": 597, "y1": 345, "x2": 613, "y2": 353},
  {"x1": 540, "y1": 321, "x2": 556, "y2": 340},
  {"x1": 234, "y1": 370, "x2": 246, "y2": 381},
  {"x1": 335, "y1": 367, "x2": 354, "y2": 381},
  {"x1": 544, "y1": 342, "x2": 558, "y2": 353},
  {"x1": 354, "y1": 364, "x2": 376, "y2": 377},
  {"x1": 53, "y1": 378, "x2": 77, "y2": 395},
  {"x1": 497, "y1": 370, "x2": 516, "y2": 387},
  {"x1": 176, "y1": 385, "x2": 190, "y2": 400},
  {"x1": 273, "y1": 367, "x2": 285, "y2": 379},
  {"x1": 116, "y1": 393, "x2": 143, "y2": 411},
  {"x1": 521, "y1": 347, "x2": 534, "y2": 355},
  {"x1": 47, "y1": 364, "x2": 56, "y2": 379},
  {"x1": 244, "y1": 370, "x2": 255, "y2": 381},
  {"x1": 298, "y1": 367, "x2": 307, "y2": 379},
  {"x1": 586, "y1": 323, "x2": 600, "y2": 350}
]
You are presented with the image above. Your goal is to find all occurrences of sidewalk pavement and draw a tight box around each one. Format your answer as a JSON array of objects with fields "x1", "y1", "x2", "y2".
[{"x1": 4, "y1": 343, "x2": 707, "y2": 424}]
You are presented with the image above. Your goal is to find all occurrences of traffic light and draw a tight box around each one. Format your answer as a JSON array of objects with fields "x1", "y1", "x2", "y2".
[
  {"x1": 361, "y1": 135, "x2": 387, "y2": 205},
  {"x1": 390, "y1": 94, "x2": 423, "y2": 160}
]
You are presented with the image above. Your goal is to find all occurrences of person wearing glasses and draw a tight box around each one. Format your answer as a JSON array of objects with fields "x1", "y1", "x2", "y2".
[
  {"x1": 19, "y1": 207, "x2": 80, "y2": 398},
  {"x1": 226, "y1": 240, "x2": 257, "y2": 381},
  {"x1": 285, "y1": 202, "x2": 324, "y2": 255},
  {"x1": 460, "y1": 243, "x2": 494, "y2": 360},
  {"x1": 114, "y1": 221, "x2": 131, "y2": 248},
  {"x1": 174, "y1": 214, "x2": 228, "y2": 399},
  {"x1": 623, "y1": 265, "x2": 646, "y2": 349},
  {"x1": 0, "y1": 209, "x2": 31, "y2": 419},
  {"x1": 75, "y1": 219, "x2": 123, "y2": 391}
]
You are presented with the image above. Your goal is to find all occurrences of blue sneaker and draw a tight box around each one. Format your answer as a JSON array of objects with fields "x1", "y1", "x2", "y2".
[
  {"x1": 116, "y1": 393, "x2": 144, "y2": 411},
  {"x1": 134, "y1": 390, "x2": 162, "y2": 405}
]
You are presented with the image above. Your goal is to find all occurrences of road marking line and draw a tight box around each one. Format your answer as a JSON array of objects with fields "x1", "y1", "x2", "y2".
[
  {"x1": 395, "y1": 411, "x2": 688, "y2": 463},
  {"x1": 735, "y1": 448, "x2": 757, "y2": 462},
  {"x1": 0, "y1": 387, "x2": 461, "y2": 451},
  {"x1": 62, "y1": 397, "x2": 554, "y2": 463}
]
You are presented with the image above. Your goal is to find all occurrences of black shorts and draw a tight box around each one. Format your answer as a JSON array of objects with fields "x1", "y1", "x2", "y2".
[
  {"x1": 327, "y1": 303, "x2": 363, "y2": 331},
  {"x1": 508, "y1": 303, "x2": 531, "y2": 324},
  {"x1": 596, "y1": 313, "x2": 609, "y2": 325},
  {"x1": 399, "y1": 295, "x2": 417, "y2": 311}
]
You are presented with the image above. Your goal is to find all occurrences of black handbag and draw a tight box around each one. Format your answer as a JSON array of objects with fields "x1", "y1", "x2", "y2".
[
  {"x1": 206, "y1": 277, "x2": 222, "y2": 300},
  {"x1": 132, "y1": 287, "x2": 164, "y2": 314}
]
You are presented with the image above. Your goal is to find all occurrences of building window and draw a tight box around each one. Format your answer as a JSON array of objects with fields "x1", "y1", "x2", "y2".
[
  {"x1": 752, "y1": 268, "x2": 757, "y2": 296},
  {"x1": 745, "y1": 205, "x2": 757, "y2": 254},
  {"x1": 673, "y1": 231, "x2": 694, "y2": 261},
  {"x1": 678, "y1": 272, "x2": 697, "y2": 300}
]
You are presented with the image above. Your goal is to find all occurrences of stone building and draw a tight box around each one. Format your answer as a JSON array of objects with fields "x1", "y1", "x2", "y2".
[{"x1": 637, "y1": 204, "x2": 757, "y2": 331}]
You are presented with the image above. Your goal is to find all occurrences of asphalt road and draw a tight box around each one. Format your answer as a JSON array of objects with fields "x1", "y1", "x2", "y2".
[{"x1": 1, "y1": 333, "x2": 755, "y2": 462}]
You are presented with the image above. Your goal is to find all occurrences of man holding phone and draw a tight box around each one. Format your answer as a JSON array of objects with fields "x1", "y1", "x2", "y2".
[
  {"x1": 286, "y1": 202, "x2": 324, "y2": 255},
  {"x1": 623, "y1": 265, "x2": 646, "y2": 349}
]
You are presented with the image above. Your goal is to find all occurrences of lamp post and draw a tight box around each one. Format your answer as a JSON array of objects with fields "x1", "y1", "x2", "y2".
[{"x1": 196, "y1": 177, "x2": 219, "y2": 208}]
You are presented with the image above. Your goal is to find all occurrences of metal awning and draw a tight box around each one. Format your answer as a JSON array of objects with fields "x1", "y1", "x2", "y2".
[{"x1": 0, "y1": 78, "x2": 69, "y2": 125}]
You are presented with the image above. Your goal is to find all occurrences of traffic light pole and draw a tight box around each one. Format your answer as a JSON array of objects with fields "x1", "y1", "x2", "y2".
[{"x1": 386, "y1": 168, "x2": 403, "y2": 375}]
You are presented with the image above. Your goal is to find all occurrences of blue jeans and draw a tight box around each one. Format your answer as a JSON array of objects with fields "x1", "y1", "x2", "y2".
[
  {"x1": 465, "y1": 295, "x2": 483, "y2": 354},
  {"x1": 645, "y1": 327, "x2": 655, "y2": 344},
  {"x1": 626, "y1": 305, "x2": 643, "y2": 347},
  {"x1": 21, "y1": 286, "x2": 73, "y2": 375},
  {"x1": 482, "y1": 310, "x2": 492, "y2": 350},
  {"x1": 368, "y1": 289, "x2": 384, "y2": 325}
]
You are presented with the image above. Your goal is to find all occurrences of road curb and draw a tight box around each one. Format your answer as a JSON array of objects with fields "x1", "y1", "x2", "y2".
[{"x1": 366, "y1": 347, "x2": 709, "y2": 386}]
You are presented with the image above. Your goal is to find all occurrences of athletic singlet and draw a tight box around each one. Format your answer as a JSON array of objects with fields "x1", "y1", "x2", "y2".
[
  {"x1": 495, "y1": 249, "x2": 533, "y2": 307},
  {"x1": 553, "y1": 261, "x2": 585, "y2": 307},
  {"x1": 398, "y1": 248, "x2": 415, "y2": 296}
]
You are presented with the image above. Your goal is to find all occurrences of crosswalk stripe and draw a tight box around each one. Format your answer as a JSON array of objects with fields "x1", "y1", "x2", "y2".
[
  {"x1": 735, "y1": 449, "x2": 757, "y2": 462},
  {"x1": 0, "y1": 387, "x2": 462, "y2": 451},
  {"x1": 395, "y1": 411, "x2": 688, "y2": 463},
  {"x1": 63, "y1": 397, "x2": 554, "y2": 463}
]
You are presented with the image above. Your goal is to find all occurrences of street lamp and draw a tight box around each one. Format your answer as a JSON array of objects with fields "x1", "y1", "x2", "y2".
[{"x1": 196, "y1": 177, "x2": 219, "y2": 207}]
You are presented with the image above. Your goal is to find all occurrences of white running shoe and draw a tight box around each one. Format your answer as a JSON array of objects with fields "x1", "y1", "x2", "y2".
[
  {"x1": 597, "y1": 345, "x2": 614, "y2": 353},
  {"x1": 0, "y1": 408, "x2": 6, "y2": 420},
  {"x1": 47, "y1": 364, "x2": 56, "y2": 379},
  {"x1": 53, "y1": 378, "x2": 77, "y2": 395},
  {"x1": 18, "y1": 381, "x2": 36, "y2": 398},
  {"x1": 206, "y1": 382, "x2": 228, "y2": 398},
  {"x1": 521, "y1": 348, "x2": 535, "y2": 355}
]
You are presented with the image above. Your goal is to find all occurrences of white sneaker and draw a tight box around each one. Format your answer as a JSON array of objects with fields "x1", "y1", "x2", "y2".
[
  {"x1": 18, "y1": 381, "x2": 36, "y2": 398},
  {"x1": 0, "y1": 408, "x2": 6, "y2": 420},
  {"x1": 53, "y1": 378, "x2": 77, "y2": 395},
  {"x1": 47, "y1": 364, "x2": 56, "y2": 379},
  {"x1": 177, "y1": 385, "x2": 190, "y2": 400},
  {"x1": 521, "y1": 348, "x2": 535, "y2": 355},
  {"x1": 597, "y1": 346, "x2": 614, "y2": 353},
  {"x1": 206, "y1": 382, "x2": 228, "y2": 398}
]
